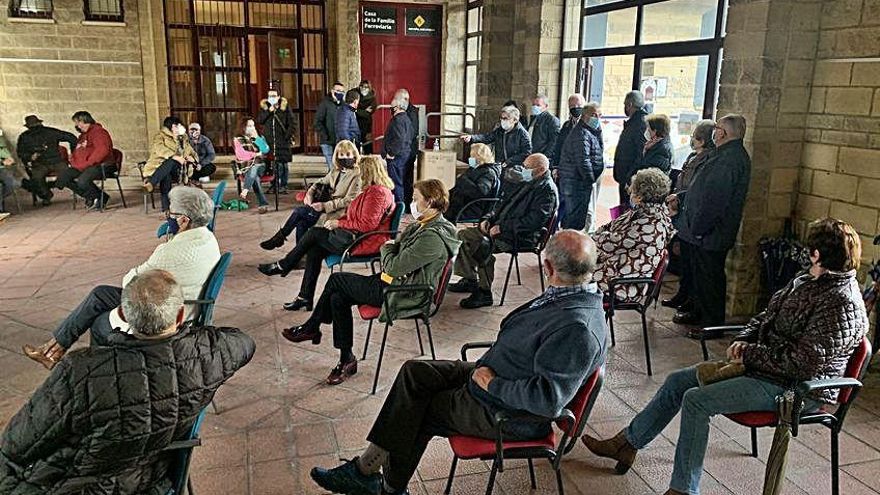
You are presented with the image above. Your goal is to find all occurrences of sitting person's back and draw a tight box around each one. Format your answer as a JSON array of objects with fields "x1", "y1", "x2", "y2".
[
  {"x1": 0, "y1": 270, "x2": 255, "y2": 494},
  {"x1": 445, "y1": 143, "x2": 502, "y2": 221},
  {"x1": 592, "y1": 168, "x2": 674, "y2": 303}
]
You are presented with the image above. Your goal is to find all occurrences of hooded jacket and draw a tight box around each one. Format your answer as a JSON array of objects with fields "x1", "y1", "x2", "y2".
[
  {"x1": 144, "y1": 128, "x2": 198, "y2": 178},
  {"x1": 557, "y1": 120, "x2": 604, "y2": 193},
  {"x1": 257, "y1": 97, "x2": 296, "y2": 163},
  {"x1": 471, "y1": 123, "x2": 532, "y2": 166},
  {"x1": 0, "y1": 325, "x2": 255, "y2": 494},
  {"x1": 70, "y1": 124, "x2": 113, "y2": 172}
]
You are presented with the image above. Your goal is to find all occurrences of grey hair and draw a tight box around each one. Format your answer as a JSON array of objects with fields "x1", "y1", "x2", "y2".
[
  {"x1": 545, "y1": 230, "x2": 597, "y2": 284},
  {"x1": 501, "y1": 105, "x2": 521, "y2": 122},
  {"x1": 693, "y1": 119, "x2": 716, "y2": 149},
  {"x1": 624, "y1": 90, "x2": 645, "y2": 109},
  {"x1": 534, "y1": 94, "x2": 549, "y2": 106},
  {"x1": 122, "y1": 270, "x2": 184, "y2": 337},
  {"x1": 568, "y1": 94, "x2": 586, "y2": 107},
  {"x1": 630, "y1": 167, "x2": 671, "y2": 204},
  {"x1": 169, "y1": 186, "x2": 214, "y2": 228},
  {"x1": 395, "y1": 88, "x2": 410, "y2": 102},
  {"x1": 583, "y1": 101, "x2": 601, "y2": 118},
  {"x1": 718, "y1": 113, "x2": 747, "y2": 139}
]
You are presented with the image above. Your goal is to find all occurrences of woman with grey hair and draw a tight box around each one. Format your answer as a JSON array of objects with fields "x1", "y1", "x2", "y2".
[
  {"x1": 592, "y1": 167, "x2": 675, "y2": 304},
  {"x1": 461, "y1": 105, "x2": 532, "y2": 166},
  {"x1": 23, "y1": 186, "x2": 221, "y2": 369}
]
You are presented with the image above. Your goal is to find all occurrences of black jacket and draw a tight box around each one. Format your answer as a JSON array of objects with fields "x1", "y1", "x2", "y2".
[
  {"x1": 384, "y1": 111, "x2": 414, "y2": 159},
  {"x1": 405, "y1": 104, "x2": 420, "y2": 153},
  {"x1": 257, "y1": 97, "x2": 296, "y2": 162},
  {"x1": 0, "y1": 325, "x2": 255, "y2": 495},
  {"x1": 527, "y1": 111, "x2": 560, "y2": 158},
  {"x1": 677, "y1": 139, "x2": 752, "y2": 252},
  {"x1": 612, "y1": 108, "x2": 648, "y2": 185},
  {"x1": 336, "y1": 104, "x2": 361, "y2": 145},
  {"x1": 638, "y1": 136, "x2": 674, "y2": 175},
  {"x1": 487, "y1": 172, "x2": 558, "y2": 249},
  {"x1": 356, "y1": 90, "x2": 377, "y2": 135},
  {"x1": 472, "y1": 123, "x2": 532, "y2": 166},
  {"x1": 557, "y1": 120, "x2": 604, "y2": 192},
  {"x1": 16, "y1": 125, "x2": 77, "y2": 167},
  {"x1": 314, "y1": 94, "x2": 340, "y2": 145},
  {"x1": 188, "y1": 134, "x2": 216, "y2": 165},
  {"x1": 551, "y1": 118, "x2": 577, "y2": 168},
  {"x1": 445, "y1": 162, "x2": 502, "y2": 221}
]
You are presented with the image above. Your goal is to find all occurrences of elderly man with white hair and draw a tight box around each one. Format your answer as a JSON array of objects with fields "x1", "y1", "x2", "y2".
[
  {"x1": 23, "y1": 186, "x2": 221, "y2": 368},
  {"x1": 612, "y1": 90, "x2": 649, "y2": 207},
  {"x1": 462, "y1": 105, "x2": 532, "y2": 167},
  {"x1": 383, "y1": 89, "x2": 415, "y2": 202}
]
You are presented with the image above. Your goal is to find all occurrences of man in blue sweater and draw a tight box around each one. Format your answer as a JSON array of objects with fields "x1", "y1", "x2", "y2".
[{"x1": 310, "y1": 230, "x2": 608, "y2": 495}]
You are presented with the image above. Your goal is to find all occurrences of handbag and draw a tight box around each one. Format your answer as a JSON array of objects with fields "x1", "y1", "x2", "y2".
[
  {"x1": 695, "y1": 360, "x2": 745, "y2": 386},
  {"x1": 325, "y1": 228, "x2": 358, "y2": 252},
  {"x1": 312, "y1": 171, "x2": 344, "y2": 203}
]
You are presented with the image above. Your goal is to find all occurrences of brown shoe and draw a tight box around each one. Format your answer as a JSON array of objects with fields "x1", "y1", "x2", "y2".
[
  {"x1": 326, "y1": 360, "x2": 358, "y2": 385},
  {"x1": 258, "y1": 206, "x2": 268, "y2": 214},
  {"x1": 581, "y1": 431, "x2": 637, "y2": 474},
  {"x1": 281, "y1": 325, "x2": 322, "y2": 344},
  {"x1": 22, "y1": 339, "x2": 65, "y2": 370},
  {"x1": 663, "y1": 490, "x2": 686, "y2": 495}
]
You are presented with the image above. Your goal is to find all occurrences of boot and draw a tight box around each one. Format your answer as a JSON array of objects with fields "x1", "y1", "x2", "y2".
[
  {"x1": 23, "y1": 339, "x2": 66, "y2": 370},
  {"x1": 260, "y1": 231, "x2": 286, "y2": 250},
  {"x1": 581, "y1": 431, "x2": 637, "y2": 475}
]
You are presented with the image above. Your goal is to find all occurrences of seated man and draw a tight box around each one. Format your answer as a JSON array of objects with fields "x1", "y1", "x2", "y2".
[
  {"x1": 0, "y1": 270, "x2": 255, "y2": 494},
  {"x1": 451, "y1": 152, "x2": 558, "y2": 308},
  {"x1": 143, "y1": 116, "x2": 199, "y2": 212},
  {"x1": 23, "y1": 187, "x2": 221, "y2": 368},
  {"x1": 310, "y1": 230, "x2": 607, "y2": 495},
  {"x1": 15, "y1": 114, "x2": 77, "y2": 206},
  {"x1": 583, "y1": 218, "x2": 868, "y2": 495},
  {"x1": 55, "y1": 111, "x2": 114, "y2": 210},
  {"x1": 187, "y1": 122, "x2": 217, "y2": 183}
]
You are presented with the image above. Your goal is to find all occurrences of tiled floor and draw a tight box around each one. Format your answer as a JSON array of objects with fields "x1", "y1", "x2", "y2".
[{"x1": 2, "y1": 180, "x2": 880, "y2": 495}]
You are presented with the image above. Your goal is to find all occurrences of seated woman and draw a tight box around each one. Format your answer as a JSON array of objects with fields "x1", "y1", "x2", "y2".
[
  {"x1": 234, "y1": 118, "x2": 271, "y2": 214},
  {"x1": 583, "y1": 218, "x2": 868, "y2": 495},
  {"x1": 258, "y1": 155, "x2": 396, "y2": 312},
  {"x1": 592, "y1": 167, "x2": 675, "y2": 304},
  {"x1": 22, "y1": 187, "x2": 221, "y2": 368},
  {"x1": 444, "y1": 143, "x2": 502, "y2": 222},
  {"x1": 279, "y1": 179, "x2": 461, "y2": 385},
  {"x1": 638, "y1": 113, "x2": 674, "y2": 175},
  {"x1": 260, "y1": 140, "x2": 362, "y2": 250},
  {"x1": 142, "y1": 116, "x2": 199, "y2": 212}
]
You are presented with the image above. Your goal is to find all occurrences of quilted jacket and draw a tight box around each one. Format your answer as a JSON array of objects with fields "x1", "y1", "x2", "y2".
[
  {"x1": 557, "y1": 120, "x2": 604, "y2": 193},
  {"x1": 0, "y1": 325, "x2": 255, "y2": 494},
  {"x1": 735, "y1": 270, "x2": 868, "y2": 403},
  {"x1": 337, "y1": 184, "x2": 395, "y2": 256}
]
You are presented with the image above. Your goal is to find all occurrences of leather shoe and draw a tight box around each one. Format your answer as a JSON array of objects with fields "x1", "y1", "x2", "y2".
[
  {"x1": 460, "y1": 289, "x2": 493, "y2": 309},
  {"x1": 281, "y1": 325, "x2": 322, "y2": 344},
  {"x1": 283, "y1": 298, "x2": 313, "y2": 312},
  {"x1": 326, "y1": 359, "x2": 358, "y2": 385},
  {"x1": 258, "y1": 262, "x2": 287, "y2": 277},
  {"x1": 661, "y1": 293, "x2": 688, "y2": 309},
  {"x1": 310, "y1": 457, "x2": 382, "y2": 495},
  {"x1": 23, "y1": 340, "x2": 65, "y2": 370},
  {"x1": 448, "y1": 278, "x2": 478, "y2": 294},
  {"x1": 260, "y1": 232, "x2": 286, "y2": 250},
  {"x1": 662, "y1": 490, "x2": 687, "y2": 495},
  {"x1": 581, "y1": 431, "x2": 637, "y2": 475},
  {"x1": 672, "y1": 311, "x2": 701, "y2": 325}
]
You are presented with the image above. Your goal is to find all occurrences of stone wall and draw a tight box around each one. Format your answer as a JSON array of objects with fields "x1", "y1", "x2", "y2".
[{"x1": 0, "y1": 0, "x2": 152, "y2": 168}]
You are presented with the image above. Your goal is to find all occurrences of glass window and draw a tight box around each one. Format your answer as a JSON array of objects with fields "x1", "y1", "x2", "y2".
[
  {"x1": 465, "y1": 66, "x2": 477, "y2": 108},
  {"x1": 170, "y1": 70, "x2": 197, "y2": 107},
  {"x1": 467, "y1": 36, "x2": 481, "y2": 62},
  {"x1": 467, "y1": 6, "x2": 481, "y2": 33},
  {"x1": 9, "y1": 0, "x2": 53, "y2": 18},
  {"x1": 302, "y1": 33, "x2": 324, "y2": 69},
  {"x1": 562, "y1": 0, "x2": 581, "y2": 52},
  {"x1": 84, "y1": 0, "x2": 123, "y2": 22},
  {"x1": 168, "y1": 29, "x2": 193, "y2": 66},
  {"x1": 559, "y1": 58, "x2": 583, "y2": 110},
  {"x1": 582, "y1": 8, "x2": 637, "y2": 50},
  {"x1": 194, "y1": 0, "x2": 244, "y2": 26},
  {"x1": 248, "y1": 2, "x2": 296, "y2": 29},
  {"x1": 581, "y1": 55, "x2": 635, "y2": 165},
  {"x1": 300, "y1": 4, "x2": 323, "y2": 29},
  {"x1": 642, "y1": 0, "x2": 718, "y2": 45}
]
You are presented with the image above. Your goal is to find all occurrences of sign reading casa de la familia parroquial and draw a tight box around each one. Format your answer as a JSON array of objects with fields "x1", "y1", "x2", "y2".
[{"x1": 363, "y1": 6, "x2": 397, "y2": 35}]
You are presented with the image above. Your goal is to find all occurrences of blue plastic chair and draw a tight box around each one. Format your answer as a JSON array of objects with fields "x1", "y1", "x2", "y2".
[
  {"x1": 325, "y1": 201, "x2": 405, "y2": 272},
  {"x1": 165, "y1": 407, "x2": 209, "y2": 495},
  {"x1": 157, "y1": 181, "x2": 227, "y2": 238},
  {"x1": 186, "y1": 252, "x2": 233, "y2": 327}
]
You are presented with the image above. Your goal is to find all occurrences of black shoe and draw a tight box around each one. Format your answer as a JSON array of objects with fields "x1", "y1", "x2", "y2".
[
  {"x1": 449, "y1": 278, "x2": 478, "y2": 294},
  {"x1": 672, "y1": 311, "x2": 701, "y2": 326},
  {"x1": 260, "y1": 232, "x2": 286, "y2": 250},
  {"x1": 281, "y1": 324, "x2": 322, "y2": 344},
  {"x1": 661, "y1": 293, "x2": 688, "y2": 309},
  {"x1": 279, "y1": 187, "x2": 289, "y2": 195},
  {"x1": 258, "y1": 262, "x2": 286, "y2": 277},
  {"x1": 310, "y1": 458, "x2": 382, "y2": 495},
  {"x1": 41, "y1": 198, "x2": 52, "y2": 207},
  {"x1": 460, "y1": 289, "x2": 493, "y2": 309},
  {"x1": 283, "y1": 298, "x2": 313, "y2": 312}
]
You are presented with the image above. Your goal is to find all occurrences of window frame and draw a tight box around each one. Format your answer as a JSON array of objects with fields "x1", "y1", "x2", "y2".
[
  {"x1": 83, "y1": 0, "x2": 124, "y2": 22},
  {"x1": 8, "y1": 0, "x2": 54, "y2": 19},
  {"x1": 462, "y1": 0, "x2": 482, "y2": 132}
]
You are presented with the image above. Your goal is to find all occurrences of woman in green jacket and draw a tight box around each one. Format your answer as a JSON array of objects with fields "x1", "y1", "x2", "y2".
[{"x1": 282, "y1": 179, "x2": 461, "y2": 385}]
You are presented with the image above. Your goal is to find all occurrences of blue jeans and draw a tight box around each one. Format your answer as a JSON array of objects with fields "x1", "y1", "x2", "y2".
[
  {"x1": 624, "y1": 367, "x2": 814, "y2": 495},
  {"x1": 280, "y1": 205, "x2": 321, "y2": 243},
  {"x1": 320, "y1": 144, "x2": 334, "y2": 171},
  {"x1": 244, "y1": 163, "x2": 269, "y2": 206},
  {"x1": 276, "y1": 161, "x2": 289, "y2": 188}
]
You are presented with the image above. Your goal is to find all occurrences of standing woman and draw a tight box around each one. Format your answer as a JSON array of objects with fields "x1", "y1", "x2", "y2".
[
  {"x1": 356, "y1": 80, "x2": 377, "y2": 154},
  {"x1": 638, "y1": 114, "x2": 674, "y2": 176},
  {"x1": 260, "y1": 140, "x2": 363, "y2": 249}
]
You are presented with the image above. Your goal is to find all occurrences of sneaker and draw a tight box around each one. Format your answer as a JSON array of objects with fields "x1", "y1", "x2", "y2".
[
  {"x1": 85, "y1": 198, "x2": 100, "y2": 211},
  {"x1": 199, "y1": 176, "x2": 210, "y2": 183},
  {"x1": 448, "y1": 278, "x2": 479, "y2": 294},
  {"x1": 310, "y1": 458, "x2": 382, "y2": 495},
  {"x1": 460, "y1": 289, "x2": 493, "y2": 309}
]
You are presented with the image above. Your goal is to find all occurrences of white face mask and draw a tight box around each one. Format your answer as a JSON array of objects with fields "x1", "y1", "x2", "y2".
[
  {"x1": 174, "y1": 125, "x2": 187, "y2": 136},
  {"x1": 500, "y1": 120, "x2": 513, "y2": 131},
  {"x1": 267, "y1": 96, "x2": 279, "y2": 106},
  {"x1": 245, "y1": 125, "x2": 256, "y2": 136},
  {"x1": 410, "y1": 200, "x2": 421, "y2": 219}
]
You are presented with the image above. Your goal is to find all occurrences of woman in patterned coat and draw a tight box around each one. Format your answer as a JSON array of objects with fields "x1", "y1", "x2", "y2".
[{"x1": 592, "y1": 167, "x2": 675, "y2": 303}]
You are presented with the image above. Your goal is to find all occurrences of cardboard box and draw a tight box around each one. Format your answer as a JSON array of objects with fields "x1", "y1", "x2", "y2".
[{"x1": 417, "y1": 150, "x2": 460, "y2": 190}]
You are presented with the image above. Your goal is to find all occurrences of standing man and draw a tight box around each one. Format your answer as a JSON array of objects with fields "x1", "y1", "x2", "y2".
[
  {"x1": 399, "y1": 88, "x2": 420, "y2": 208},
  {"x1": 335, "y1": 88, "x2": 361, "y2": 146},
  {"x1": 670, "y1": 114, "x2": 751, "y2": 329},
  {"x1": 527, "y1": 94, "x2": 560, "y2": 159},
  {"x1": 187, "y1": 122, "x2": 216, "y2": 184},
  {"x1": 56, "y1": 111, "x2": 114, "y2": 210},
  {"x1": 356, "y1": 79, "x2": 377, "y2": 154},
  {"x1": 16, "y1": 114, "x2": 77, "y2": 206},
  {"x1": 612, "y1": 90, "x2": 648, "y2": 207},
  {"x1": 557, "y1": 102, "x2": 603, "y2": 231},
  {"x1": 258, "y1": 85, "x2": 296, "y2": 194},
  {"x1": 461, "y1": 106, "x2": 532, "y2": 167},
  {"x1": 382, "y1": 90, "x2": 415, "y2": 203},
  {"x1": 315, "y1": 81, "x2": 345, "y2": 170}
]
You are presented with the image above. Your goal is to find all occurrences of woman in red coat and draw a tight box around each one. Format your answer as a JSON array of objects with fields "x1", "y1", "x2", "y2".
[{"x1": 259, "y1": 155, "x2": 396, "y2": 311}]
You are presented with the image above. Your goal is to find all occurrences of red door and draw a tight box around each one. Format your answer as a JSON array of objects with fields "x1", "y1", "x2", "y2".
[{"x1": 359, "y1": 2, "x2": 442, "y2": 149}]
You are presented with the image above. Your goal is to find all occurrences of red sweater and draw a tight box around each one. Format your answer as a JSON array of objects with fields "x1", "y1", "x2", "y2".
[
  {"x1": 70, "y1": 123, "x2": 113, "y2": 171},
  {"x1": 338, "y1": 185, "x2": 395, "y2": 256}
]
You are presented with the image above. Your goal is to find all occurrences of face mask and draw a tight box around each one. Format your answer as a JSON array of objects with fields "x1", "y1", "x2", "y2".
[
  {"x1": 521, "y1": 168, "x2": 533, "y2": 182},
  {"x1": 267, "y1": 96, "x2": 279, "y2": 106},
  {"x1": 468, "y1": 157, "x2": 477, "y2": 168},
  {"x1": 569, "y1": 107, "x2": 583, "y2": 119},
  {"x1": 360, "y1": 88, "x2": 369, "y2": 96},
  {"x1": 410, "y1": 200, "x2": 420, "y2": 219},
  {"x1": 531, "y1": 105, "x2": 542, "y2": 116},
  {"x1": 645, "y1": 131, "x2": 653, "y2": 141},
  {"x1": 338, "y1": 157, "x2": 356, "y2": 169},
  {"x1": 175, "y1": 125, "x2": 187, "y2": 136},
  {"x1": 245, "y1": 126, "x2": 256, "y2": 136},
  {"x1": 75, "y1": 125, "x2": 84, "y2": 134},
  {"x1": 500, "y1": 120, "x2": 513, "y2": 131},
  {"x1": 166, "y1": 216, "x2": 181, "y2": 235},
  {"x1": 334, "y1": 91, "x2": 345, "y2": 102},
  {"x1": 399, "y1": 101, "x2": 409, "y2": 111},
  {"x1": 587, "y1": 117, "x2": 601, "y2": 129}
]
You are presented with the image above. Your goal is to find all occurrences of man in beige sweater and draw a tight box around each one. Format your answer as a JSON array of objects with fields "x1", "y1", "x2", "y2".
[{"x1": 23, "y1": 187, "x2": 220, "y2": 369}]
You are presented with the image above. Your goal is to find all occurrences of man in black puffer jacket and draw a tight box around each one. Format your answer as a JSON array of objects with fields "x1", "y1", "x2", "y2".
[
  {"x1": 462, "y1": 105, "x2": 532, "y2": 167},
  {"x1": 0, "y1": 270, "x2": 255, "y2": 494},
  {"x1": 557, "y1": 101, "x2": 604, "y2": 231}
]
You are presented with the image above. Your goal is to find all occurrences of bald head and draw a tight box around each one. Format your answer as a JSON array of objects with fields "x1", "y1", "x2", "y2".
[
  {"x1": 523, "y1": 153, "x2": 550, "y2": 178},
  {"x1": 544, "y1": 230, "x2": 597, "y2": 285}
]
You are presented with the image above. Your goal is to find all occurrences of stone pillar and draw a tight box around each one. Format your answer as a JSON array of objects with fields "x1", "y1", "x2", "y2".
[{"x1": 327, "y1": 0, "x2": 361, "y2": 87}]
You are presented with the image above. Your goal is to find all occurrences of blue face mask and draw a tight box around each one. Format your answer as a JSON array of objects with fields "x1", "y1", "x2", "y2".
[
  {"x1": 399, "y1": 101, "x2": 409, "y2": 111},
  {"x1": 468, "y1": 157, "x2": 477, "y2": 168},
  {"x1": 521, "y1": 168, "x2": 533, "y2": 182},
  {"x1": 587, "y1": 116, "x2": 601, "y2": 129},
  {"x1": 531, "y1": 105, "x2": 542, "y2": 116},
  {"x1": 166, "y1": 216, "x2": 181, "y2": 235}
]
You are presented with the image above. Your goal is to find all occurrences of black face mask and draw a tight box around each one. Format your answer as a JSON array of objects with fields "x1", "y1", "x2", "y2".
[
  {"x1": 338, "y1": 157, "x2": 356, "y2": 169},
  {"x1": 569, "y1": 107, "x2": 583, "y2": 119}
]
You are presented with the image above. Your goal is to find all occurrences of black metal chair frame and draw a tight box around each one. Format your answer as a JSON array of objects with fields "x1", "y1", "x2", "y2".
[
  {"x1": 498, "y1": 212, "x2": 558, "y2": 306},
  {"x1": 331, "y1": 230, "x2": 396, "y2": 274},
  {"x1": 71, "y1": 161, "x2": 127, "y2": 211},
  {"x1": 231, "y1": 159, "x2": 280, "y2": 211}
]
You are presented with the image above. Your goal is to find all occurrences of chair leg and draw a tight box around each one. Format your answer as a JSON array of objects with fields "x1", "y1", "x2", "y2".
[
  {"x1": 116, "y1": 176, "x2": 127, "y2": 208},
  {"x1": 425, "y1": 318, "x2": 436, "y2": 360},
  {"x1": 274, "y1": 173, "x2": 279, "y2": 211},
  {"x1": 537, "y1": 252, "x2": 545, "y2": 292},
  {"x1": 99, "y1": 177, "x2": 106, "y2": 211},
  {"x1": 555, "y1": 467, "x2": 565, "y2": 495},
  {"x1": 371, "y1": 321, "x2": 392, "y2": 395},
  {"x1": 831, "y1": 429, "x2": 840, "y2": 495},
  {"x1": 750, "y1": 427, "x2": 758, "y2": 457},
  {"x1": 444, "y1": 456, "x2": 458, "y2": 494},
  {"x1": 187, "y1": 476, "x2": 195, "y2": 495},
  {"x1": 362, "y1": 319, "x2": 374, "y2": 360},
  {"x1": 415, "y1": 319, "x2": 425, "y2": 357},
  {"x1": 607, "y1": 312, "x2": 616, "y2": 347},
  {"x1": 527, "y1": 458, "x2": 537, "y2": 489},
  {"x1": 700, "y1": 334, "x2": 710, "y2": 361},
  {"x1": 641, "y1": 311, "x2": 652, "y2": 376},
  {"x1": 499, "y1": 254, "x2": 516, "y2": 306},
  {"x1": 484, "y1": 460, "x2": 498, "y2": 495},
  {"x1": 514, "y1": 253, "x2": 521, "y2": 285}
]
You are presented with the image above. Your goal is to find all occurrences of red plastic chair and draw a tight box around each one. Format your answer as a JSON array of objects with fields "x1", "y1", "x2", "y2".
[
  {"x1": 718, "y1": 336, "x2": 871, "y2": 495},
  {"x1": 499, "y1": 211, "x2": 558, "y2": 306},
  {"x1": 603, "y1": 250, "x2": 669, "y2": 376},
  {"x1": 444, "y1": 343, "x2": 605, "y2": 495},
  {"x1": 357, "y1": 256, "x2": 456, "y2": 395}
]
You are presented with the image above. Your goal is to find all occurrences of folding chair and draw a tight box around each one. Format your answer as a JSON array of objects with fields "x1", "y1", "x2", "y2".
[
  {"x1": 498, "y1": 211, "x2": 558, "y2": 306},
  {"x1": 324, "y1": 202, "x2": 405, "y2": 272},
  {"x1": 231, "y1": 160, "x2": 279, "y2": 211},
  {"x1": 603, "y1": 250, "x2": 669, "y2": 376},
  {"x1": 72, "y1": 148, "x2": 127, "y2": 211},
  {"x1": 165, "y1": 407, "x2": 209, "y2": 495},
  {"x1": 445, "y1": 343, "x2": 604, "y2": 495},
  {"x1": 453, "y1": 178, "x2": 502, "y2": 225},
  {"x1": 357, "y1": 255, "x2": 456, "y2": 394}
]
